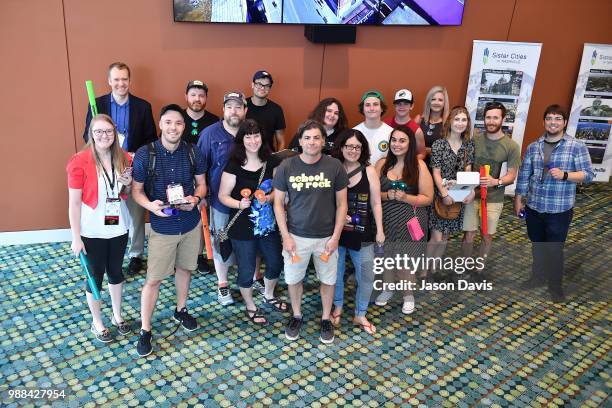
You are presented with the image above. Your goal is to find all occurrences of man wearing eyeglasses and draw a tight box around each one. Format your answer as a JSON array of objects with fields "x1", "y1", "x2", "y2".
[
  {"x1": 462, "y1": 101, "x2": 521, "y2": 278},
  {"x1": 83, "y1": 62, "x2": 157, "y2": 277},
  {"x1": 246, "y1": 70, "x2": 286, "y2": 152},
  {"x1": 197, "y1": 91, "x2": 248, "y2": 306},
  {"x1": 182, "y1": 81, "x2": 219, "y2": 274},
  {"x1": 182, "y1": 80, "x2": 218, "y2": 145},
  {"x1": 514, "y1": 105, "x2": 594, "y2": 303},
  {"x1": 353, "y1": 90, "x2": 394, "y2": 166}
]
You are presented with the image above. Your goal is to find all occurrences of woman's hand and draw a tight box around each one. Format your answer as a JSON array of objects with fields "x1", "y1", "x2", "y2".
[
  {"x1": 375, "y1": 231, "x2": 385, "y2": 245},
  {"x1": 387, "y1": 189, "x2": 396, "y2": 200},
  {"x1": 239, "y1": 197, "x2": 251, "y2": 209},
  {"x1": 442, "y1": 195, "x2": 455, "y2": 205},
  {"x1": 71, "y1": 238, "x2": 85, "y2": 257}
]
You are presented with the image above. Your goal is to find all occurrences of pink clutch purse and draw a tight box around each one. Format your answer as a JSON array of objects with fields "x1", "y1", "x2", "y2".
[{"x1": 406, "y1": 197, "x2": 424, "y2": 241}]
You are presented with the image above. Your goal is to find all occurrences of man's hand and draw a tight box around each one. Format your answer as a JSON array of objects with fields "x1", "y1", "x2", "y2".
[
  {"x1": 549, "y1": 167, "x2": 565, "y2": 180},
  {"x1": 177, "y1": 196, "x2": 198, "y2": 212},
  {"x1": 149, "y1": 200, "x2": 171, "y2": 217},
  {"x1": 282, "y1": 234, "x2": 296, "y2": 255},
  {"x1": 324, "y1": 236, "x2": 339, "y2": 255},
  {"x1": 480, "y1": 175, "x2": 497, "y2": 188}
]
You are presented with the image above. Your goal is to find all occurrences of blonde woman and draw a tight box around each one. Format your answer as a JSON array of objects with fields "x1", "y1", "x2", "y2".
[
  {"x1": 67, "y1": 114, "x2": 133, "y2": 343},
  {"x1": 419, "y1": 86, "x2": 450, "y2": 167}
]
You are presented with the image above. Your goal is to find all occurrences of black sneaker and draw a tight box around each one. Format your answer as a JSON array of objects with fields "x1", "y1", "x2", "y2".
[
  {"x1": 550, "y1": 290, "x2": 566, "y2": 303},
  {"x1": 136, "y1": 329, "x2": 152, "y2": 357},
  {"x1": 127, "y1": 257, "x2": 143, "y2": 275},
  {"x1": 320, "y1": 319, "x2": 335, "y2": 344},
  {"x1": 173, "y1": 307, "x2": 198, "y2": 331},
  {"x1": 197, "y1": 255, "x2": 211, "y2": 273},
  {"x1": 285, "y1": 316, "x2": 303, "y2": 341}
]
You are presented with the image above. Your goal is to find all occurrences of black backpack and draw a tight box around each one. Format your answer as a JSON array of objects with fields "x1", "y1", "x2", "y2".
[{"x1": 145, "y1": 141, "x2": 197, "y2": 200}]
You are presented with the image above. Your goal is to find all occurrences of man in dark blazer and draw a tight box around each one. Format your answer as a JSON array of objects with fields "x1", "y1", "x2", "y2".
[{"x1": 83, "y1": 62, "x2": 156, "y2": 275}]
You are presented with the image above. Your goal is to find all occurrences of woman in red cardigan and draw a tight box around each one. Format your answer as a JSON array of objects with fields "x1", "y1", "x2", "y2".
[{"x1": 67, "y1": 114, "x2": 133, "y2": 343}]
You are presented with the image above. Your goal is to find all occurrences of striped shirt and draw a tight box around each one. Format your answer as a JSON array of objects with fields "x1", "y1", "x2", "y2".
[
  {"x1": 133, "y1": 140, "x2": 205, "y2": 234},
  {"x1": 515, "y1": 133, "x2": 594, "y2": 213}
]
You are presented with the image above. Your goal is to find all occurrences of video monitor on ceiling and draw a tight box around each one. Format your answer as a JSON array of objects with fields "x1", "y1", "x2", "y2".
[{"x1": 173, "y1": 0, "x2": 465, "y2": 25}]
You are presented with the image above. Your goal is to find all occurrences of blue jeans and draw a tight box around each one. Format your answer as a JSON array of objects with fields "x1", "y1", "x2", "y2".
[
  {"x1": 525, "y1": 206, "x2": 573, "y2": 293},
  {"x1": 231, "y1": 232, "x2": 284, "y2": 289},
  {"x1": 333, "y1": 244, "x2": 374, "y2": 317}
]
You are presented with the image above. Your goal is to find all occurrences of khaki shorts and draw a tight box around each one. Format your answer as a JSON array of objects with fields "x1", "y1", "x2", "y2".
[
  {"x1": 462, "y1": 200, "x2": 504, "y2": 235},
  {"x1": 282, "y1": 234, "x2": 338, "y2": 285},
  {"x1": 147, "y1": 222, "x2": 202, "y2": 281}
]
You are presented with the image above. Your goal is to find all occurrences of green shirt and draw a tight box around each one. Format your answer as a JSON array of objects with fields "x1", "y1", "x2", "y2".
[{"x1": 473, "y1": 132, "x2": 521, "y2": 203}]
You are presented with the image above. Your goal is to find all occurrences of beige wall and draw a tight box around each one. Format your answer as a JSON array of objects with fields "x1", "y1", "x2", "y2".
[{"x1": 1, "y1": 0, "x2": 611, "y2": 232}]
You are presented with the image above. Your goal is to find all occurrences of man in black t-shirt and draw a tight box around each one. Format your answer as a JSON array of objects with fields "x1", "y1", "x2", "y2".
[
  {"x1": 183, "y1": 80, "x2": 219, "y2": 273},
  {"x1": 182, "y1": 80, "x2": 218, "y2": 145},
  {"x1": 246, "y1": 70, "x2": 286, "y2": 152}
]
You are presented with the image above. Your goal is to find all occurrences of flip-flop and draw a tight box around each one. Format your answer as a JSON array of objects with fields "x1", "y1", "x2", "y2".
[
  {"x1": 331, "y1": 310, "x2": 342, "y2": 327},
  {"x1": 353, "y1": 318, "x2": 376, "y2": 335}
]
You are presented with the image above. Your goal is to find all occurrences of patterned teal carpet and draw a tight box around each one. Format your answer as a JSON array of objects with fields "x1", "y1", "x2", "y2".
[{"x1": 1, "y1": 183, "x2": 610, "y2": 407}]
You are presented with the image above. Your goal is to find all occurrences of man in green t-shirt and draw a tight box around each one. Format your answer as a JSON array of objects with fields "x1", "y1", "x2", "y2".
[{"x1": 463, "y1": 102, "x2": 521, "y2": 275}]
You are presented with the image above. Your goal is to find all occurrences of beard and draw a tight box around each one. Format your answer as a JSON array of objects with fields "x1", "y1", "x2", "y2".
[
  {"x1": 188, "y1": 102, "x2": 203, "y2": 112},
  {"x1": 486, "y1": 122, "x2": 502, "y2": 134},
  {"x1": 225, "y1": 115, "x2": 243, "y2": 127}
]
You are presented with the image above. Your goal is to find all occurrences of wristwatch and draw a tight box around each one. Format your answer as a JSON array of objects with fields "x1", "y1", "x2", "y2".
[{"x1": 497, "y1": 178, "x2": 504, "y2": 188}]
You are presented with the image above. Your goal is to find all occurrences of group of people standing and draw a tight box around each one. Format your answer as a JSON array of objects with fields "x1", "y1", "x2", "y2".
[{"x1": 67, "y1": 62, "x2": 594, "y2": 357}]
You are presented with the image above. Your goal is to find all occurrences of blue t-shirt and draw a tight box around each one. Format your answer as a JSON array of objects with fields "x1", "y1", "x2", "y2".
[
  {"x1": 133, "y1": 140, "x2": 205, "y2": 234},
  {"x1": 197, "y1": 120, "x2": 234, "y2": 213}
]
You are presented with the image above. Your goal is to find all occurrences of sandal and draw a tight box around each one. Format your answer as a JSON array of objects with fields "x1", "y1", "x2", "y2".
[
  {"x1": 245, "y1": 308, "x2": 268, "y2": 326},
  {"x1": 353, "y1": 317, "x2": 376, "y2": 335},
  {"x1": 263, "y1": 296, "x2": 289, "y2": 313},
  {"x1": 330, "y1": 309, "x2": 342, "y2": 327}
]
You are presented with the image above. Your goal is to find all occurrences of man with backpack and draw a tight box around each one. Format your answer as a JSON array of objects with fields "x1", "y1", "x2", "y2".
[{"x1": 131, "y1": 104, "x2": 207, "y2": 357}]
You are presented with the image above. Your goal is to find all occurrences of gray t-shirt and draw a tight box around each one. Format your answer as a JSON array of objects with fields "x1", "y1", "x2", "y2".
[{"x1": 273, "y1": 155, "x2": 348, "y2": 238}]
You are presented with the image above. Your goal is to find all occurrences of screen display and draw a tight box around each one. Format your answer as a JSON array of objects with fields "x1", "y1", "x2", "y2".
[{"x1": 173, "y1": 0, "x2": 465, "y2": 25}]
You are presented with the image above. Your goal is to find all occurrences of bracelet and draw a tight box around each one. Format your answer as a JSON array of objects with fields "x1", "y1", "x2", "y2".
[
  {"x1": 440, "y1": 194, "x2": 448, "y2": 199},
  {"x1": 194, "y1": 195, "x2": 202, "y2": 204}
]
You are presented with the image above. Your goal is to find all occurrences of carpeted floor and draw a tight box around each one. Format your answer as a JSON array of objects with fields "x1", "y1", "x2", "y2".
[{"x1": 0, "y1": 183, "x2": 610, "y2": 407}]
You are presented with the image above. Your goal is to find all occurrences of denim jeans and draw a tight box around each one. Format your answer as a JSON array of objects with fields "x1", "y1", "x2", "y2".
[
  {"x1": 231, "y1": 232, "x2": 284, "y2": 289},
  {"x1": 525, "y1": 206, "x2": 573, "y2": 293},
  {"x1": 333, "y1": 244, "x2": 375, "y2": 317}
]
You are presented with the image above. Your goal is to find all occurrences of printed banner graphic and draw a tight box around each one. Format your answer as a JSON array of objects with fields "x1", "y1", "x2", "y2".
[
  {"x1": 567, "y1": 43, "x2": 612, "y2": 182},
  {"x1": 465, "y1": 40, "x2": 543, "y2": 194}
]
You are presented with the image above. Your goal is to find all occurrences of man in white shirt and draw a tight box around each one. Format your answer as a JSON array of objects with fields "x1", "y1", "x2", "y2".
[{"x1": 353, "y1": 90, "x2": 393, "y2": 166}]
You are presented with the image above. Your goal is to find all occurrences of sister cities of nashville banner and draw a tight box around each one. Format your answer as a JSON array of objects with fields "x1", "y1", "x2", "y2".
[
  {"x1": 465, "y1": 40, "x2": 543, "y2": 194},
  {"x1": 567, "y1": 43, "x2": 612, "y2": 182}
]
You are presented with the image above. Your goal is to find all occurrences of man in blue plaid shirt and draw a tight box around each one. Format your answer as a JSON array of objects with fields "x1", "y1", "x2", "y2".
[{"x1": 514, "y1": 104, "x2": 594, "y2": 303}]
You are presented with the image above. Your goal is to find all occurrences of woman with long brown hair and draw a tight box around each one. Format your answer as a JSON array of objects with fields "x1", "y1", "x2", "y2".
[
  {"x1": 426, "y1": 106, "x2": 475, "y2": 281},
  {"x1": 67, "y1": 114, "x2": 133, "y2": 343},
  {"x1": 374, "y1": 125, "x2": 433, "y2": 315}
]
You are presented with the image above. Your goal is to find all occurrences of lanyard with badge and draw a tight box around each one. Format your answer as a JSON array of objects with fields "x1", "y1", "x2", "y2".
[
  {"x1": 102, "y1": 159, "x2": 121, "y2": 225},
  {"x1": 160, "y1": 150, "x2": 190, "y2": 207}
]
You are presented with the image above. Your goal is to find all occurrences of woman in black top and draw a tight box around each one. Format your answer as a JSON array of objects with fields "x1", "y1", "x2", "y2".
[
  {"x1": 330, "y1": 129, "x2": 384, "y2": 335},
  {"x1": 218, "y1": 119, "x2": 287, "y2": 325},
  {"x1": 418, "y1": 86, "x2": 450, "y2": 167},
  {"x1": 288, "y1": 97, "x2": 348, "y2": 154}
]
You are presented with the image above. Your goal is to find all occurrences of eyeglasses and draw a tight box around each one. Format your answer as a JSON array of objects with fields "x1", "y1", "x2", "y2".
[
  {"x1": 544, "y1": 116, "x2": 565, "y2": 122},
  {"x1": 254, "y1": 82, "x2": 272, "y2": 90},
  {"x1": 93, "y1": 129, "x2": 114, "y2": 136},
  {"x1": 343, "y1": 144, "x2": 362, "y2": 152}
]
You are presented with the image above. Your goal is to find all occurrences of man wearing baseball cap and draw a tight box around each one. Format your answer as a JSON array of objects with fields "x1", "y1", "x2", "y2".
[
  {"x1": 183, "y1": 80, "x2": 218, "y2": 145},
  {"x1": 247, "y1": 70, "x2": 286, "y2": 152},
  {"x1": 183, "y1": 81, "x2": 219, "y2": 274},
  {"x1": 353, "y1": 90, "x2": 394, "y2": 165},
  {"x1": 384, "y1": 89, "x2": 425, "y2": 156},
  {"x1": 197, "y1": 91, "x2": 248, "y2": 306}
]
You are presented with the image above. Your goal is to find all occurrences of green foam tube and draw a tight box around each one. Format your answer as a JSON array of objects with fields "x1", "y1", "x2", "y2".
[
  {"x1": 79, "y1": 251, "x2": 101, "y2": 300},
  {"x1": 86, "y1": 80, "x2": 98, "y2": 117}
]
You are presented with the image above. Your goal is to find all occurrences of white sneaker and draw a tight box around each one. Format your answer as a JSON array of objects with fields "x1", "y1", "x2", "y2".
[
  {"x1": 402, "y1": 294, "x2": 415, "y2": 314},
  {"x1": 217, "y1": 286, "x2": 234, "y2": 306},
  {"x1": 375, "y1": 290, "x2": 394, "y2": 306}
]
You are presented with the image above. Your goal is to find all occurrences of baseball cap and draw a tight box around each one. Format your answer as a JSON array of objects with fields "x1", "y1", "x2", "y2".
[
  {"x1": 253, "y1": 70, "x2": 274, "y2": 85},
  {"x1": 393, "y1": 89, "x2": 413, "y2": 104},
  {"x1": 186, "y1": 80, "x2": 208, "y2": 94},
  {"x1": 361, "y1": 90, "x2": 384, "y2": 102},
  {"x1": 223, "y1": 91, "x2": 247, "y2": 106}
]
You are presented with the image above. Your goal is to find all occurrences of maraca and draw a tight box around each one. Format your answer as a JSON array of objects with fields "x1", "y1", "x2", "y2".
[
  {"x1": 319, "y1": 251, "x2": 330, "y2": 263},
  {"x1": 240, "y1": 188, "x2": 252, "y2": 198},
  {"x1": 291, "y1": 252, "x2": 301, "y2": 263},
  {"x1": 162, "y1": 207, "x2": 179, "y2": 216}
]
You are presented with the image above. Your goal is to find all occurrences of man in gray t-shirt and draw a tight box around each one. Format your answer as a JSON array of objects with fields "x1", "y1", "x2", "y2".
[{"x1": 273, "y1": 120, "x2": 348, "y2": 344}]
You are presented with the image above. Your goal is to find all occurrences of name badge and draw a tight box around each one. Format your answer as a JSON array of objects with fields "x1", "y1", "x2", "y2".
[
  {"x1": 117, "y1": 132, "x2": 126, "y2": 148},
  {"x1": 105, "y1": 198, "x2": 121, "y2": 225},
  {"x1": 166, "y1": 183, "x2": 185, "y2": 204}
]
